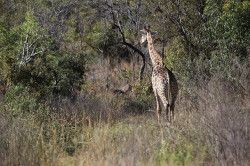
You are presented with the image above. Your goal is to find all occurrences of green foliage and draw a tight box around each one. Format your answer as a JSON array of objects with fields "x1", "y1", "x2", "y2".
[
  {"x1": 0, "y1": 11, "x2": 44, "y2": 81},
  {"x1": 0, "y1": 22, "x2": 18, "y2": 81},
  {"x1": 164, "y1": 37, "x2": 192, "y2": 83},
  {"x1": 1, "y1": 84, "x2": 50, "y2": 121},
  {"x1": 21, "y1": 11, "x2": 41, "y2": 36},
  {"x1": 49, "y1": 53, "x2": 86, "y2": 98},
  {"x1": 86, "y1": 21, "x2": 108, "y2": 47},
  {"x1": 134, "y1": 81, "x2": 152, "y2": 103},
  {"x1": 162, "y1": 0, "x2": 250, "y2": 84},
  {"x1": 126, "y1": 79, "x2": 154, "y2": 112},
  {"x1": 94, "y1": 27, "x2": 132, "y2": 66},
  {"x1": 10, "y1": 53, "x2": 86, "y2": 100},
  {"x1": 0, "y1": 22, "x2": 9, "y2": 47},
  {"x1": 156, "y1": 140, "x2": 193, "y2": 165},
  {"x1": 222, "y1": 1, "x2": 250, "y2": 46},
  {"x1": 155, "y1": 136, "x2": 207, "y2": 166},
  {"x1": 205, "y1": 0, "x2": 250, "y2": 47},
  {"x1": 0, "y1": 10, "x2": 86, "y2": 101},
  {"x1": 203, "y1": 0, "x2": 250, "y2": 76},
  {"x1": 1, "y1": 85, "x2": 39, "y2": 115}
]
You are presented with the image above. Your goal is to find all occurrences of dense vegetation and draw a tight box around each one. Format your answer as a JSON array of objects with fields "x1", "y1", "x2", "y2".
[{"x1": 0, "y1": 0, "x2": 249, "y2": 165}]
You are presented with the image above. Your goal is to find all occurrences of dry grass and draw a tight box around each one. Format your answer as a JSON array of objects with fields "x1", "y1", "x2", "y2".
[{"x1": 0, "y1": 74, "x2": 249, "y2": 166}]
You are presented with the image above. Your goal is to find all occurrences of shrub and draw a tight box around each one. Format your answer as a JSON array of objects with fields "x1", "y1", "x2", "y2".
[{"x1": 0, "y1": 11, "x2": 86, "y2": 102}]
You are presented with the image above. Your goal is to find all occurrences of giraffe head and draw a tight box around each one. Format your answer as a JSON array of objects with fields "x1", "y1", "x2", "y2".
[
  {"x1": 140, "y1": 26, "x2": 157, "y2": 45},
  {"x1": 140, "y1": 26, "x2": 150, "y2": 44}
]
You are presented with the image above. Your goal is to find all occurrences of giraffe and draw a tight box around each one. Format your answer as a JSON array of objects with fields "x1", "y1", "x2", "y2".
[{"x1": 140, "y1": 26, "x2": 178, "y2": 123}]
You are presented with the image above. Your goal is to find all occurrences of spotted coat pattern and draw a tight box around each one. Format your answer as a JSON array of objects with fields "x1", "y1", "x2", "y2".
[{"x1": 145, "y1": 30, "x2": 178, "y2": 122}]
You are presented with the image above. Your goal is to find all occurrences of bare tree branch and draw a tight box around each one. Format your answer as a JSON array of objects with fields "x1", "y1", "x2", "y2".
[
  {"x1": 106, "y1": 1, "x2": 146, "y2": 81},
  {"x1": 19, "y1": 34, "x2": 44, "y2": 65}
]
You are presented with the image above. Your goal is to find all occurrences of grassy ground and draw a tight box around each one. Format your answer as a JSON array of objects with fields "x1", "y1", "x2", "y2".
[
  {"x1": 0, "y1": 76, "x2": 249, "y2": 166},
  {"x1": 0, "y1": 111, "x2": 208, "y2": 166}
]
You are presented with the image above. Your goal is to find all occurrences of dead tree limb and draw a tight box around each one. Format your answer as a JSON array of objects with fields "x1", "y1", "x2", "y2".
[
  {"x1": 19, "y1": 34, "x2": 44, "y2": 65},
  {"x1": 106, "y1": 2, "x2": 146, "y2": 81}
]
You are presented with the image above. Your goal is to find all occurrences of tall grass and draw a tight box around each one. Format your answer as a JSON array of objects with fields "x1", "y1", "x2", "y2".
[{"x1": 0, "y1": 73, "x2": 249, "y2": 166}]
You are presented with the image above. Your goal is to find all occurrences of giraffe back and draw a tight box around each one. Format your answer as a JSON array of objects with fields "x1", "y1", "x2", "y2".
[{"x1": 152, "y1": 66, "x2": 178, "y2": 105}]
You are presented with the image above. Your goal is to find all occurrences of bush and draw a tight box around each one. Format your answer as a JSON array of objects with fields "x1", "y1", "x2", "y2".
[
  {"x1": 1, "y1": 85, "x2": 40, "y2": 116},
  {"x1": 164, "y1": 37, "x2": 193, "y2": 84},
  {"x1": 1, "y1": 11, "x2": 86, "y2": 102}
]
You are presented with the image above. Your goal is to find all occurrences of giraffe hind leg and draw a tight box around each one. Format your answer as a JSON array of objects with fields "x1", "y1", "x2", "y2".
[
  {"x1": 154, "y1": 90, "x2": 161, "y2": 123},
  {"x1": 158, "y1": 92, "x2": 170, "y2": 122},
  {"x1": 167, "y1": 103, "x2": 171, "y2": 122},
  {"x1": 170, "y1": 104, "x2": 175, "y2": 122}
]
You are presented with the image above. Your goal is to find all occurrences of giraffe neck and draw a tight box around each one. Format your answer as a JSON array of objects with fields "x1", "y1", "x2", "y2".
[{"x1": 146, "y1": 33, "x2": 163, "y2": 67}]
